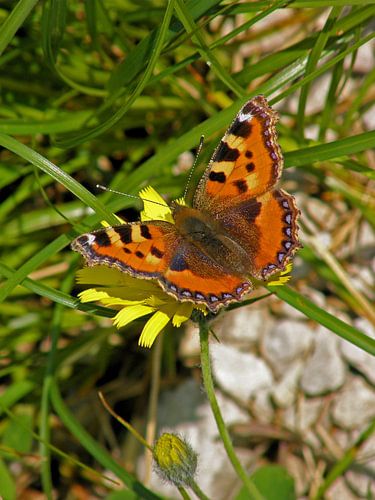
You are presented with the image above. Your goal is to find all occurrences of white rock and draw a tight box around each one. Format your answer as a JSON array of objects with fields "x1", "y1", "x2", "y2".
[
  {"x1": 210, "y1": 343, "x2": 273, "y2": 403},
  {"x1": 262, "y1": 320, "x2": 314, "y2": 376},
  {"x1": 352, "y1": 41, "x2": 375, "y2": 74},
  {"x1": 272, "y1": 360, "x2": 304, "y2": 408},
  {"x1": 283, "y1": 398, "x2": 323, "y2": 434},
  {"x1": 300, "y1": 327, "x2": 346, "y2": 396},
  {"x1": 358, "y1": 220, "x2": 375, "y2": 250},
  {"x1": 283, "y1": 453, "x2": 308, "y2": 497},
  {"x1": 211, "y1": 304, "x2": 274, "y2": 345},
  {"x1": 346, "y1": 435, "x2": 375, "y2": 497},
  {"x1": 157, "y1": 379, "x2": 206, "y2": 427},
  {"x1": 251, "y1": 388, "x2": 274, "y2": 423},
  {"x1": 340, "y1": 318, "x2": 375, "y2": 385},
  {"x1": 363, "y1": 103, "x2": 375, "y2": 131},
  {"x1": 332, "y1": 377, "x2": 375, "y2": 429},
  {"x1": 276, "y1": 298, "x2": 306, "y2": 320},
  {"x1": 326, "y1": 477, "x2": 359, "y2": 500}
]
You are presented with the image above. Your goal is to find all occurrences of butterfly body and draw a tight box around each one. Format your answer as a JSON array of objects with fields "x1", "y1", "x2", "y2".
[{"x1": 72, "y1": 96, "x2": 300, "y2": 312}]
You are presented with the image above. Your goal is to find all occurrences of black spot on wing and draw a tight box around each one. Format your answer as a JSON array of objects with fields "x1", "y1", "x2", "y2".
[
  {"x1": 245, "y1": 150, "x2": 253, "y2": 158},
  {"x1": 229, "y1": 119, "x2": 252, "y2": 138},
  {"x1": 215, "y1": 141, "x2": 240, "y2": 161},
  {"x1": 116, "y1": 226, "x2": 132, "y2": 244},
  {"x1": 151, "y1": 246, "x2": 164, "y2": 258},
  {"x1": 209, "y1": 171, "x2": 226, "y2": 183},
  {"x1": 95, "y1": 231, "x2": 111, "y2": 247},
  {"x1": 246, "y1": 162, "x2": 255, "y2": 172},
  {"x1": 169, "y1": 253, "x2": 189, "y2": 272},
  {"x1": 123, "y1": 247, "x2": 131, "y2": 254},
  {"x1": 233, "y1": 179, "x2": 248, "y2": 194},
  {"x1": 135, "y1": 250, "x2": 144, "y2": 259},
  {"x1": 242, "y1": 199, "x2": 262, "y2": 223},
  {"x1": 140, "y1": 224, "x2": 152, "y2": 239}
]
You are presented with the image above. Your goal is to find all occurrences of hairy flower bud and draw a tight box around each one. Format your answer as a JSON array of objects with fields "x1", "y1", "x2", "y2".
[{"x1": 153, "y1": 433, "x2": 198, "y2": 487}]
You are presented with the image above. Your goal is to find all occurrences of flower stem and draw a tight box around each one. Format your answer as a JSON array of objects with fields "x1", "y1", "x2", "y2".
[
  {"x1": 190, "y1": 479, "x2": 210, "y2": 500},
  {"x1": 198, "y1": 317, "x2": 264, "y2": 500}
]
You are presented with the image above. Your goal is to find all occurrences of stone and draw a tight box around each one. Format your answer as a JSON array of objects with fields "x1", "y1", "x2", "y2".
[
  {"x1": 326, "y1": 478, "x2": 359, "y2": 500},
  {"x1": 332, "y1": 377, "x2": 375, "y2": 430},
  {"x1": 340, "y1": 318, "x2": 375, "y2": 385},
  {"x1": 211, "y1": 304, "x2": 274, "y2": 345},
  {"x1": 272, "y1": 360, "x2": 304, "y2": 408},
  {"x1": 251, "y1": 388, "x2": 274, "y2": 423},
  {"x1": 283, "y1": 398, "x2": 323, "y2": 434},
  {"x1": 262, "y1": 319, "x2": 314, "y2": 376},
  {"x1": 346, "y1": 435, "x2": 375, "y2": 497},
  {"x1": 210, "y1": 343, "x2": 273, "y2": 403},
  {"x1": 300, "y1": 327, "x2": 346, "y2": 396}
]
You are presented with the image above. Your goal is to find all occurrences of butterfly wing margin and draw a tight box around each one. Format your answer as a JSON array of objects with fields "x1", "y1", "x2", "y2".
[
  {"x1": 158, "y1": 241, "x2": 252, "y2": 311},
  {"x1": 71, "y1": 221, "x2": 177, "y2": 279},
  {"x1": 194, "y1": 95, "x2": 283, "y2": 211}
]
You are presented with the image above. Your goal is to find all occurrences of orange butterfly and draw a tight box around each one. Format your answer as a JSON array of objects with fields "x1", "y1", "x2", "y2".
[{"x1": 72, "y1": 96, "x2": 300, "y2": 312}]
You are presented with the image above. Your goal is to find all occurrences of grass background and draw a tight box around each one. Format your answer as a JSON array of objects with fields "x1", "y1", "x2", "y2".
[{"x1": 0, "y1": 1, "x2": 374, "y2": 498}]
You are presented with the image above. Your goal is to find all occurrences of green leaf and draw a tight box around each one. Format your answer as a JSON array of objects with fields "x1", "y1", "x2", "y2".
[
  {"x1": 0, "y1": 458, "x2": 16, "y2": 500},
  {"x1": 236, "y1": 465, "x2": 295, "y2": 500}
]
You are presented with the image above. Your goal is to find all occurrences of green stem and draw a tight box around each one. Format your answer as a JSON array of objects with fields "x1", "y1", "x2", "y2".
[
  {"x1": 314, "y1": 419, "x2": 375, "y2": 499},
  {"x1": 198, "y1": 318, "x2": 263, "y2": 500},
  {"x1": 190, "y1": 479, "x2": 210, "y2": 500},
  {"x1": 178, "y1": 486, "x2": 192, "y2": 500}
]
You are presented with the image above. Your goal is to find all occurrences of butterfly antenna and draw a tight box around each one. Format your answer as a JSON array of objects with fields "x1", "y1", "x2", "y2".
[
  {"x1": 96, "y1": 185, "x2": 168, "y2": 208},
  {"x1": 183, "y1": 135, "x2": 205, "y2": 200}
]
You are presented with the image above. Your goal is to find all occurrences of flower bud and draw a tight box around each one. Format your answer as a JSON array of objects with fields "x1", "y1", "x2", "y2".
[{"x1": 153, "y1": 433, "x2": 198, "y2": 487}]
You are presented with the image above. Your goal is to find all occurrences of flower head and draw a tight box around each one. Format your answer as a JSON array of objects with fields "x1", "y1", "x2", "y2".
[
  {"x1": 153, "y1": 433, "x2": 198, "y2": 487},
  {"x1": 76, "y1": 187, "x2": 204, "y2": 348}
]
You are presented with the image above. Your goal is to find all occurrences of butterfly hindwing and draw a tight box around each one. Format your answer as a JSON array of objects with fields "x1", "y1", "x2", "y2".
[{"x1": 159, "y1": 240, "x2": 252, "y2": 311}]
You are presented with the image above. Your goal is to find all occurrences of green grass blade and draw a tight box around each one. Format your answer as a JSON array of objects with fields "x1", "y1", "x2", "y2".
[
  {"x1": 284, "y1": 130, "x2": 375, "y2": 166},
  {"x1": 0, "y1": 0, "x2": 39, "y2": 56}
]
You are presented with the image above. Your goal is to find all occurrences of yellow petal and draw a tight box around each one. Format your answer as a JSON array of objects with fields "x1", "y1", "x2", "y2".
[
  {"x1": 139, "y1": 186, "x2": 174, "y2": 223},
  {"x1": 138, "y1": 309, "x2": 172, "y2": 348},
  {"x1": 267, "y1": 263, "x2": 293, "y2": 286},
  {"x1": 173, "y1": 197, "x2": 187, "y2": 206},
  {"x1": 78, "y1": 288, "x2": 110, "y2": 303},
  {"x1": 172, "y1": 302, "x2": 193, "y2": 327},
  {"x1": 100, "y1": 214, "x2": 125, "y2": 227},
  {"x1": 77, "y1": 267, "x2": 130, "y2": 286},
  {"x1": 113, "y1": 304, "x2": 154, "y2": 329}
]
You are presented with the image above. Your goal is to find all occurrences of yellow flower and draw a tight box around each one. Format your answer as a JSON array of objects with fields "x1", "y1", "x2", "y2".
[
  {"x1": 266, "y1": 263, "x2": 293, "y2": 286},
  {"x1": 76, "y1": 187, "x2": 204, "y2": 348},
  {"x1": 75, "y1": 187, "x2": 292, "y2": 347}
]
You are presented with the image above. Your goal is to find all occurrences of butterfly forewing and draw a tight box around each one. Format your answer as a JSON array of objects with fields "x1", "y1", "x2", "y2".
[{"x1": 194, "y1": 95, "x2": 283, "y2": 211}]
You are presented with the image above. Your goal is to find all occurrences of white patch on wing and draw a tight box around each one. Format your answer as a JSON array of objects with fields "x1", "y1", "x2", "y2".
[
  {"x1": 87, "y1": 234, "x2": 96, "y2": 244},
  {"x1": 238, "y1": 110, "x2": 253, "y2": 122}
]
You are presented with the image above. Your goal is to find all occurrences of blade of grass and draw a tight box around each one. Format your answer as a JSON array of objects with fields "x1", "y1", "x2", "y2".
[
  {"x1": 284, "y1": 130, "x2": 375, "y2": 166},
  {"x1": 0, "y1": 0, "x2": 39, "y2": 56},
  {"x1": 174, "y1": 0, "x2": 245, "y2": 98},
  {"x1": 296, "y1": 6, "x2": 342, "y2": 140},
  {"x1": 56, "y1": 0, "x2": 177, "y2": 147}
]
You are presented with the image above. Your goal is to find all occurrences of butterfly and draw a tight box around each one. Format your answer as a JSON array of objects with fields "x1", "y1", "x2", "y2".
[{"x1": 71, "y1": 95, "x2": 300, "y2": 312}]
